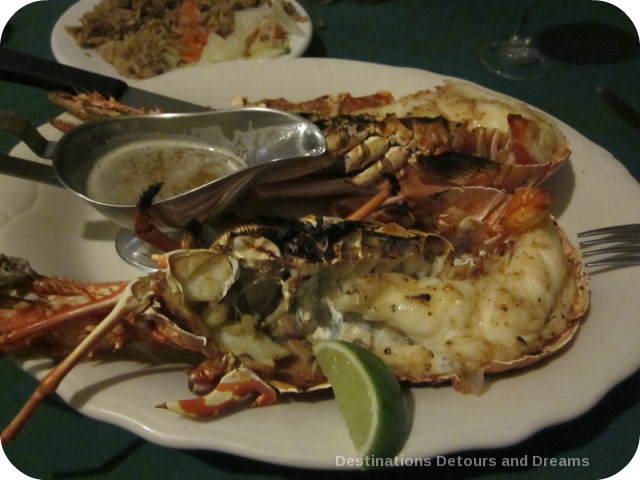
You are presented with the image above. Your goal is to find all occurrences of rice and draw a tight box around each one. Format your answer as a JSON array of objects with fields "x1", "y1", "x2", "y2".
[{"x1": 65, "y1": 0, "x2": 304, "y2": 79}]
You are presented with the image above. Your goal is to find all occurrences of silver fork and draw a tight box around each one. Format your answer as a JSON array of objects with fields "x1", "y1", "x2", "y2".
[{"x1": 578, "y1": 224, "x2": 640, "y2": 267}]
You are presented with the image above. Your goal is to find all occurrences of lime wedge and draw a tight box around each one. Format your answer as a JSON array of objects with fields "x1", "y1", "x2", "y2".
[{"x1": 313, "y1": 340, "x2": 411, "y2": 461}]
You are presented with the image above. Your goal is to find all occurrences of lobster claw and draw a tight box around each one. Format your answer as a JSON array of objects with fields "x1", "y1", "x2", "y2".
[{"x1": 158, "y1": 366, "x2": 277, "y2": 417}]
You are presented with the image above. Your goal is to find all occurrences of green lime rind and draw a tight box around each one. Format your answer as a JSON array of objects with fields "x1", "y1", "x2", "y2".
[{"x1": 313, "y1": 340, "x2": 411, "y2": 461}]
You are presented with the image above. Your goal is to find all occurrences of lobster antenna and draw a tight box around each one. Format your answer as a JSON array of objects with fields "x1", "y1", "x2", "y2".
[{"x1": 1, "y1": 282, "x2": 137, "y2": 443}]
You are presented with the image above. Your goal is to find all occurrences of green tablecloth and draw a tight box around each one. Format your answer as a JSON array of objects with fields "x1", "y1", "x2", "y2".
[{"x1": 1, "y1": 1, "x2": 639, "y2": 479}]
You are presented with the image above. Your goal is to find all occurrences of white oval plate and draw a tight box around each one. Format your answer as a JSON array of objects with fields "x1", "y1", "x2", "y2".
[
  {"x1": 50, "y1": 0, "x2": 313, "y2": 82},
  {"x1": 3, "y1": 59, "x2": 640, "y2": 469}
]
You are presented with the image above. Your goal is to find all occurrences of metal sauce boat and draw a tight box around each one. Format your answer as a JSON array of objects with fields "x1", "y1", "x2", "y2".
[
  {"x1": 0, "y1": 108, "x2": 327, "y2": 269},
  {"x1": 0, "y1": 107, "x2": 327, "y2": 228}
]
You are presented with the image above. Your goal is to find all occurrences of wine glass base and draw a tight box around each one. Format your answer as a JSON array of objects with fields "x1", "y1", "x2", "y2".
[
  {"x1": 115, "y1": 228, "x2": 164, "y2": 272},
  {"x1": 479, "y1": 41, "x2": 549, "y2": 81}
]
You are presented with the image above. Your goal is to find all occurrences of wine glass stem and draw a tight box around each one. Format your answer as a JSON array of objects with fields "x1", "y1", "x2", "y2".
[
  {"x1": 500, "y1": 2, "x2": 539, "y2": 62},
  {"x1": 512, "y1": 2, "x2": 533, "y2": 39}
]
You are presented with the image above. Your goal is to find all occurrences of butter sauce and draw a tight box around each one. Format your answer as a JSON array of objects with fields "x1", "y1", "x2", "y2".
[{"x1": 86, "y1": 140, "x2": 246, "y2": 205}]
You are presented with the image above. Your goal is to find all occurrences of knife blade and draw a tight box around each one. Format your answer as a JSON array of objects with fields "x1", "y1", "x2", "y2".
[
  {"x1": 0, "y1": 48, "x2": 207, "y2": 113},
  {"x1": 595, "y1": 85, "x2": 640, "y2": 132}
]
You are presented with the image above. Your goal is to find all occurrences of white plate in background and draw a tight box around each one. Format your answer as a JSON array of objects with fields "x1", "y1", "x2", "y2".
[{"x1": 50, "y1": 0, "x2": 313, "y2": 82}]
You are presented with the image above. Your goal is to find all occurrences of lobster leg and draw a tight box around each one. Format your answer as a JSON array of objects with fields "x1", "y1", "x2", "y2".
[
  {"x1": 158, "y1": 366, "x2": 277, "y2": 417},
  {"x1": 134, "y1": 184, "x2": 182, "y2": 252},
  {"x1": 1, "y1": 282, "x2": 140, "y2": 443},
  {"x1": 345, "y1": 174, "x2": 400, "y2": 221}
]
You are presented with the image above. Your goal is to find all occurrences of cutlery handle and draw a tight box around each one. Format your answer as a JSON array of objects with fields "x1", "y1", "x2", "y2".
[
  {"x1": 0, "y1": 110, "x2": 52, "y2": 158},
  {"x1": 595, "y1": 86, "x2": 640, "y2": 132},
  {"x1": 0, "y1": 152, "x2": 61, "y2": 187},
  {"x1": 0, "y1": 110, "x2": 60, "y2": 186},
  {"x1": 0, "y1": 48, "x2": 127, "y2": 98}
]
